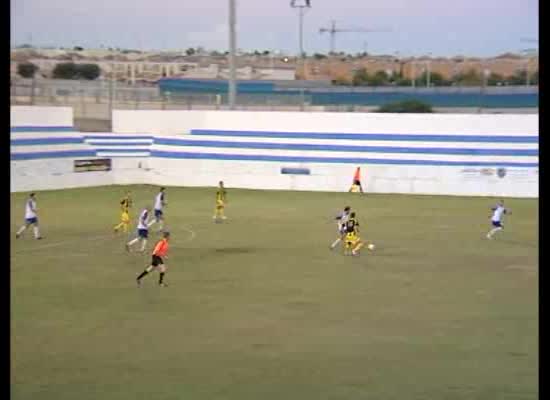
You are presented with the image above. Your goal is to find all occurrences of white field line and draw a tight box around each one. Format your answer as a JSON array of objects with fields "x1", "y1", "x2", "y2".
[
  {"x1": 11, "y1": 225, "x2": 197, "y2": 260},
  {"x1": 180, "y1": 225, "x2": 197, "y2": 242},
  {"x1": 11, "y1": 233, "x2": 115, "y2": 256}
]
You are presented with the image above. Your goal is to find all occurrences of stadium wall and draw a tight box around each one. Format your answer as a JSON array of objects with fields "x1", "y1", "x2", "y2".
[
  {"x1": 11, "y1": 106, "x2": 74, "y2": 128},
  {"x1": 11, "y1": 107, "x2": 538, "y2": 198},
  {"x1": 112, "y1": 110, "x2": 536, "y2": 136}
]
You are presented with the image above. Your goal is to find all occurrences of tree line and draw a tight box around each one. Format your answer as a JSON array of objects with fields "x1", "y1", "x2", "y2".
[
  {"x1": 17, "y1": 61, "x2": 538, "y2": 87},
  {"x1": 17, "y1": 62, "x2": 101, "y2": 80},
  {"x1": 334, "y1": 67, "x2": 538, "y2": 87}
]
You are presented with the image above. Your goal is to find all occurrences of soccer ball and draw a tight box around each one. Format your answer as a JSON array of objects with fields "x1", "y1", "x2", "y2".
[{"x1": 367, "y1": 243, "x2": 375, "y2": 251}]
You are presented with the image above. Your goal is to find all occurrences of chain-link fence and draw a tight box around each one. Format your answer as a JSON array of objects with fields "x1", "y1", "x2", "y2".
[
  {"x1": 11, "y1": 78, "x2": 538, "y2": 129},
  {"x1": 10, "y1": 78, "x2": 325, "y2": 120}
]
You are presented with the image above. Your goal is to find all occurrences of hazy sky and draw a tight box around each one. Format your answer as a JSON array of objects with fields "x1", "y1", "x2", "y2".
[{"x1": 11, "y1": 0, "x2": 538, "y2": 57}]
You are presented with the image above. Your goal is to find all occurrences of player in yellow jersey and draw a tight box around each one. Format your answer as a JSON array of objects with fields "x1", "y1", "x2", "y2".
[
  {"x1": 114, "y1": 191, "x2": 132, "y2": 233},
  {"x1": 343, "y1": 212, "x2": 365, "y2": 256},
  {"x1": 213, "y1": 181, "x2": 227, "y2": 222}
]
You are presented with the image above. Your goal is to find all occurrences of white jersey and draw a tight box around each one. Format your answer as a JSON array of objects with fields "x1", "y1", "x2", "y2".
[
  {"x1": 491, "y1": 205, "x2": 506, "y2": 222},
  {"x1": 25, "y1": 198, "x2": 37, "y2": 219},
  {"x1": 137, "y1": 209, "x2": 150, "y2": 230},
  {"x1": 337, "y1": 210, "x2": 350, "y2": 231},
  {"x1": 154, "y1": 192, "x2": 164, "y2": 211}
]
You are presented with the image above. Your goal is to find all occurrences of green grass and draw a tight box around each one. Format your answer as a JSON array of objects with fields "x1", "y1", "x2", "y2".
[{"x1": 11, "y1": 185, "x2": 538, "y2": 400}]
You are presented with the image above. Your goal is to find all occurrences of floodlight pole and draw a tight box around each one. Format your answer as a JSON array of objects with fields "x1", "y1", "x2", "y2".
[
  {"x1": 291, "y1": 1, "x2": 311, "y2": 58},
  {"x1": 228, "y1": 0, "x2": 237, "y2": 109}
]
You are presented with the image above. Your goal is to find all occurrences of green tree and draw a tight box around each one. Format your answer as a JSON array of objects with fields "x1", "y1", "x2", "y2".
[
  {"x1": 53, "y1": 62, "x2": 80, "y2": 79},
  {"x1": 332, "y1": 77, "x2": 351, "y2": 86},
  {"x1": 376, "y1": 100, "x2": 433, "y2": 113},
  {"x1": 352, "y1": 67, "x2": 369, "y2": 86},
  {"x1": 313, "y1": 53, "x2": 327, "y2": 60},
  {"x1": 394, "y1": 77, "x2": 412, "y2": 86},
  {"x1": 453, "y1": 69, "x2": 482, "y2": 86},
  {"x1": 78, "y1": 64, "x2": 101, "y2": 80},
  {"x1": 486, "y1": 72, "x2": 505, "y2": 86},
  {"x1": 417, "y1": 71, "x2": 449, "y2": 86},
  {"x1": 505, "y1": 70, "x2": 529, "y2": 85},
  {"x1": 185, "y1": 47, "x2": 196, "y2": 56},
  {"x1": 52, "y1": 62, "x2": 101, "y2": 80},
  {"x1": 17, "y1": 62, "x2": 38, "y2": 78},
  {"x1": 367, "y1": 70, "x2": 390, "y2": 86}
]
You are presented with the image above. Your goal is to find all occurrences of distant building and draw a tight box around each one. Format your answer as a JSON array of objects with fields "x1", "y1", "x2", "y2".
[{"x1": 10, "y1": 48, "x2": 538, "y2": 84}]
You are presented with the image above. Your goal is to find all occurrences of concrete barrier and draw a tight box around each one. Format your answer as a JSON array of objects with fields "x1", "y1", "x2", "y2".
[{"x1": 11, "y1": 108, "x2": 538, "y2": 197}]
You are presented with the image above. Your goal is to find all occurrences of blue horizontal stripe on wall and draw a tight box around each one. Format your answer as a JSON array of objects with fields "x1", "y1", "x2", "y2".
[
  {"x1": 11, "y1": 137, "x2": 84, "y2": 145},
  {"x1": 11, "y1": 150, "x2": 97, "y2": 160},
  {"x1": 150, "y1": 150, "x2": 538, "y2": 168},
  {"x1": 11, "y1": 126, "x2": 75, "y2": 132},
  {"x1": 86, "y1": 141, "x2": 153, "y2": 146},
  {"x1": 154, "y1": 138, "x2": 537, "y2": 157},
  {"x1": 93, "y1": 148, "x2": 151, "y2": 153},
  {"x1": 191, "y1": 129, "x2": 538, "y2": 143},
  {"x1": 83, "y1": 135, "x2": 154, "y2": 140}
]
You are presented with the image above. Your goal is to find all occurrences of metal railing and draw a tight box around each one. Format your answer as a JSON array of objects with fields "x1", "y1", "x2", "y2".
[{"x1": 10, "y1": 78, "x2": 538, "y2": 123}]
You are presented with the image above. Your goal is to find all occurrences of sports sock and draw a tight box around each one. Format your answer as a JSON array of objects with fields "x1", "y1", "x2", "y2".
[
  {"x1": 331, "y1": 238, "x2": 341, "y2": 248},
  {"x1": 140, "y1": 239, "x2": 147, "y2": 252},
  {"x1": 159, "y1": 272, "x2": 165, "y2": 284},
  {"x1": 127, "y1": 237, "x2": 139, "y2": 246},
  {"x1": 33, "y1": 226, "x2": 40, "y2": 239},
  {"x1": 16, "y1": 225, "x2": 27, "y2": 235},
  {"x1": 137, "y1": 270, "x2": 149, "y2": 280}
]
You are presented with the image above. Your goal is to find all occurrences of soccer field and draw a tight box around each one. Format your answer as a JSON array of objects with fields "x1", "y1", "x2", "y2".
[{"x1": 11, "y1": 185, "x2": 538, "y2": 400}]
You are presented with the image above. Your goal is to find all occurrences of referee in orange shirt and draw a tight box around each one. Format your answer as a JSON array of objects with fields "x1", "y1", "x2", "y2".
[{"x1": 136, "y1": 231, "x2": 170, "y2": 287}]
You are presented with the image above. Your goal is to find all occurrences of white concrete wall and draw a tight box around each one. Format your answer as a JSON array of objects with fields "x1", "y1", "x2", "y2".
[
  {"x1": 11, "y1": 158, "x2": 149, "y2": 193},
  {"x1": 11, "y1": 106, "x2": 73, "y2": 127},
  {"x1": 113, "y1": 110, "x2": 538, "y2": 136},
  {"x1": 12, "y1": 108, "x2": 538, "y2": 198},
  {"x1": 142, "y1": 158, "x2": 538, "y2": 198}
]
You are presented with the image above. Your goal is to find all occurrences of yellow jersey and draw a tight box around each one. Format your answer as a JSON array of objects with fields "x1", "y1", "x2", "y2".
[
  {"x1": 120, "y1": 196, "x2": 132, "y2": 213},
  {"x1": 216, "y1": 189, "x2": 226, "y2": 203}
]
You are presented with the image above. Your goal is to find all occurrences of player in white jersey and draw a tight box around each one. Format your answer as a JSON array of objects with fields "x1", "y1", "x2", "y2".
[
  {"x1": 126, "y1": 206, "x2": 151, "y2": 252},
  {"x1": 148, "y1": 187, "x2": 166, "y2": 232},
  {"x1": 16, "y1": 193, "x2": 42, "y2": 240},
  {"x1": 330, "y1": 206, "x2": 351, "y2": 250},
  {"x1": 486, "y1": 200, "x2": 511, "y2": 239}
]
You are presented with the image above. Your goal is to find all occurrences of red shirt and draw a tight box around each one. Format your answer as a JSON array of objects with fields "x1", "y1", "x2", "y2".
[{"x1": 153, "y1": 239, "x2": 169, "y2": 257}]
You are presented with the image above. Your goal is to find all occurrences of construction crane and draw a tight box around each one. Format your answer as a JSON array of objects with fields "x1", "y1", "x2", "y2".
[{"x1": 319, "y1": 20, "x2": 390, "y2": 54}]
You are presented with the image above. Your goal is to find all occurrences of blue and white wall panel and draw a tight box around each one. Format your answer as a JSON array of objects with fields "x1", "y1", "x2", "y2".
[
  {"x1": 12, "y1": 108, "x2": 538, "y2": 197},
  {"x1": 145, "y1": 127, "x2": 538, "y2": 197},
  {"x1": 11, "y1": 127, "x2": 109, "y2": 192}
]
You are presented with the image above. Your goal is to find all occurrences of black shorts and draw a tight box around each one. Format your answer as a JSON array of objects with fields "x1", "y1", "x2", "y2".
[{"x1": 151, "y1": 255, "x2": 164, "y2": 267}]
